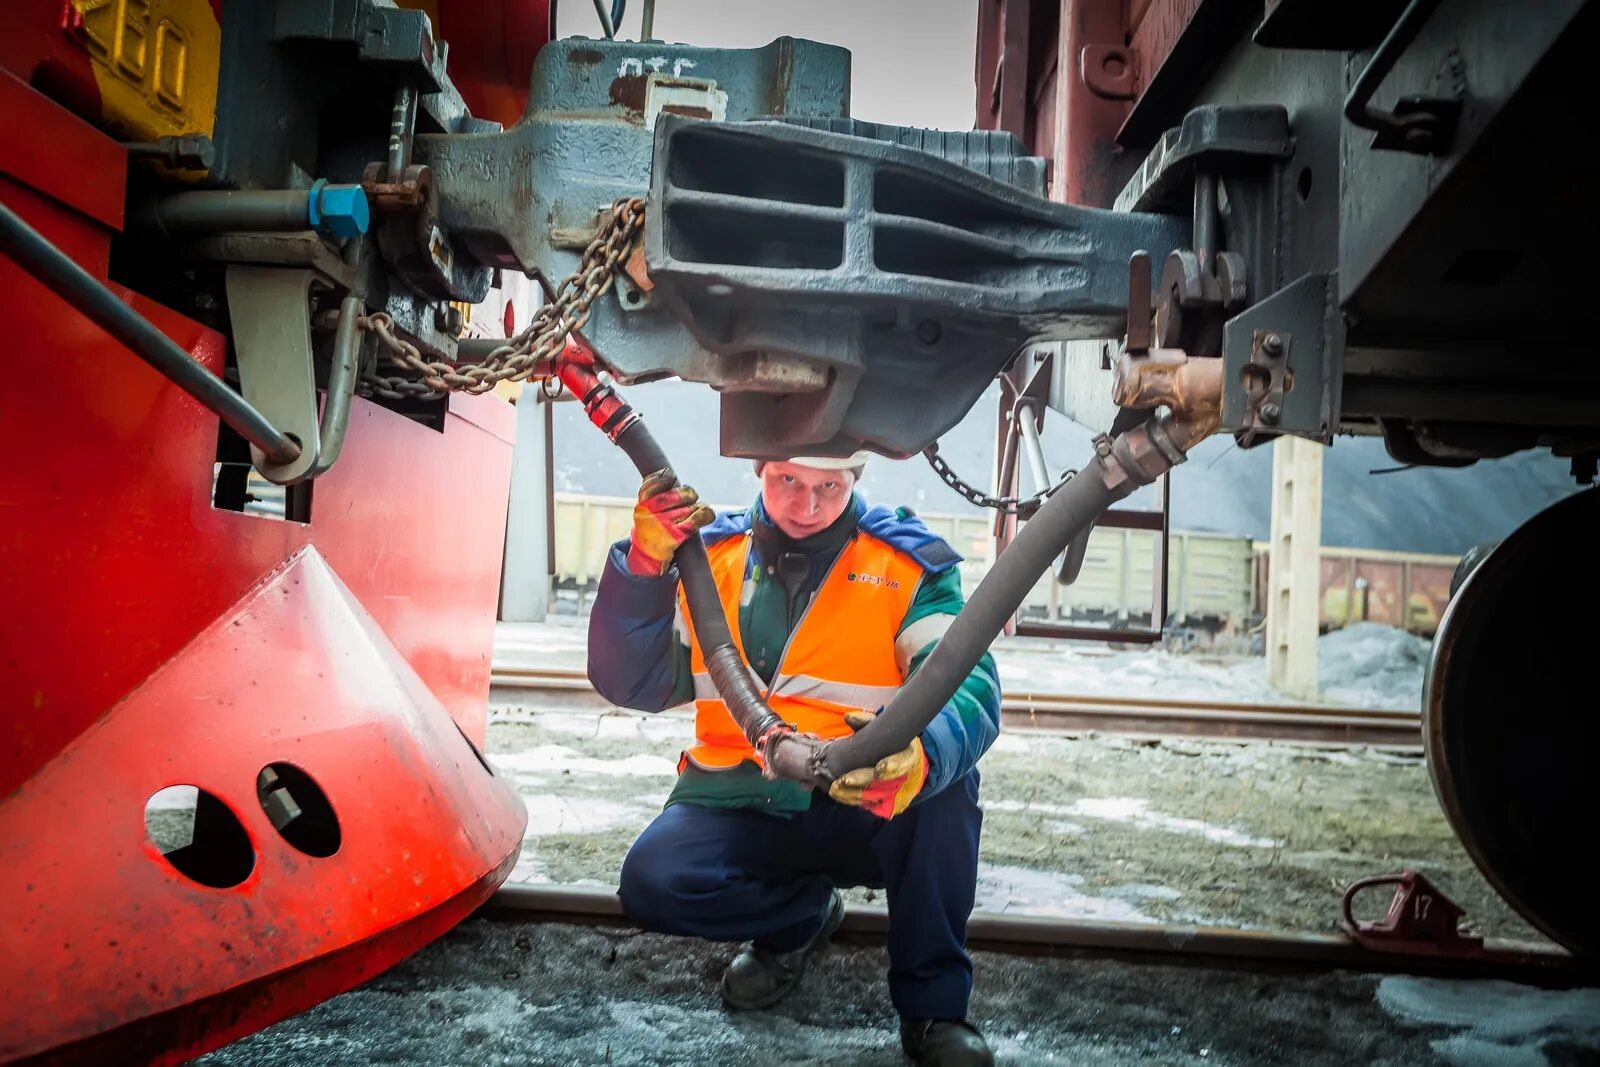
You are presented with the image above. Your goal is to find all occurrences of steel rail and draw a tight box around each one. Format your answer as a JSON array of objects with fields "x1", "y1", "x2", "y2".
[
  {"x1": 487, "y1": 664, "x2": 1422, "y2": 747},
  {"x1": 483, "y1": 884, "x2": 1593, "y2": 986}
]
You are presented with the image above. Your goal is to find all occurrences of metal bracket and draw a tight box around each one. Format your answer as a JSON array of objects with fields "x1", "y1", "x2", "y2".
[
  {"x1": 1221, "y1": 272, "x2": 1343, "y2": 445},
  {"x1": 1114, "y1": 105, "x2": 1294, "y2": 215},
  {"x1": 1080, "y1": 45, "x2": 1136, "y2": 100},
  {"x1": 226, "y1": 267, "x2": 321, "y2": 484}
]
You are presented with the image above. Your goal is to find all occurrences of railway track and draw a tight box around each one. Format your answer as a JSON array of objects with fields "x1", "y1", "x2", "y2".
[
  {"x1": 488, "y1": 664, "x2": 1422, "y2": 748},
  {"x1": 484, "y1": 883, "x2": 1593, "y2": 986}
]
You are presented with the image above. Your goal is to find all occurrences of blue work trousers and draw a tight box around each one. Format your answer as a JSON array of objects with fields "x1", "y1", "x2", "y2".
[{"x1": 618, "y1": 770, "x2": 982, "y2": 1021}]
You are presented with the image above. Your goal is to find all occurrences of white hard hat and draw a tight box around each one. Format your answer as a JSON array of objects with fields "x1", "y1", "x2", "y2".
[
  {"x1": 753, "y1": 450, "x2": 870, "y2": 474},
  {"x1": 787, "y1": 451, "x2": 871, "y2": 471}
]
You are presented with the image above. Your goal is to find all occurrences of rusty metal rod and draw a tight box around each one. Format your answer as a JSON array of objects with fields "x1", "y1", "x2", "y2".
[
  {"x1": 0, "y1": 198, "x2": 301, "y2": 465},
  {"x1": 483, "y1": 883, "x2": 1595, "y2": 984}
]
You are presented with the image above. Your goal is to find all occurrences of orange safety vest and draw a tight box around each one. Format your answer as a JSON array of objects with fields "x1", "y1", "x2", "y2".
[{"x1": 678, "y1": 528, "x2": 926, "y2": 773}]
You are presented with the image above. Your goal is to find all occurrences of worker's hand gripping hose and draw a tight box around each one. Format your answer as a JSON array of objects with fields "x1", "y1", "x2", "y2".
[
  {"x1": 556, "y1": 344, "x2": 793, "y2": 753},
  {"x1": 762, "y1": 413, "x2": 1207, "y2": 788}
]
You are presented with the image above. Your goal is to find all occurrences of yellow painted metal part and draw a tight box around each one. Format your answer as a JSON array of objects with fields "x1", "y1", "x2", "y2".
[{"x1": 68, "y1": 0, "x2": 220, "y2": 150}]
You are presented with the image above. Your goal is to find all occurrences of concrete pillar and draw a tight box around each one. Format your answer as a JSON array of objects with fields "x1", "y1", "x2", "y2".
[
  {"x1": 1266, "y1": 435, "x2": 1323, "y2": 700},
  {"x1": 500, "y1": 392, "x2": 553, "y2": 622}
]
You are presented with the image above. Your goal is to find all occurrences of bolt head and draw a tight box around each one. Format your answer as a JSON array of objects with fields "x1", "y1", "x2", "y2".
[
  {"x1": 1261, "y1": 333, "x2": 1284, "y2": 357},
  {"x1": 316, "y1": 184, "x2": 371, "y2": 239},
  {"x1": 1260, "y1": 402, "x2": 1282, "y2": 425},
  {"x1": 167, "y1": 134, "x2": 215, "y2": 171}
]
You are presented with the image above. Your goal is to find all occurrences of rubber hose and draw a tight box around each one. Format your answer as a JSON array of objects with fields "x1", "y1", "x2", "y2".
[
  {"x1": 610, "y1": 420, "x2": 789, "y2": 746},
  {"x1": 784, "y1": 459, "x2": 1136, "y2": 783}
]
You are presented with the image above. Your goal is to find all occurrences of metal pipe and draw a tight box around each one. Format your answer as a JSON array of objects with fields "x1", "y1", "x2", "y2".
[
  {"x1": 147, "y1": 190, "x2": 314, "y2": 233},
  {"x1": 0, "y1": 198, "x2": 301, "y2": 465},
  {"x1": 1343, "y1": 0, "x2": 1446, "y2": 139},
  {"x1": 309, "y1": 295, "x2": 364, "y2": 477},
  {"x1": 1016, "y1": 404, "x2": 1052, "y2": 494},
  {"x1": 591, "y1": 0, "x2": 617, "y2": 38},
  {"x1": 1016, "y1": 397, "x2": 1077, "y2": 583},
  {"x1": 387, "y1": 85, "x2": 418, "y2": 178},
  {"x1": 640, "y1": 0, "x2": 656, "y2": 40},
  {"x1": 1193, "y1": 171, "x2": 1218, "y2": 275}
]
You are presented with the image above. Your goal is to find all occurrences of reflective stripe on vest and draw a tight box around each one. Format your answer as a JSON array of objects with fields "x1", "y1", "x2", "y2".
[
  {"x1": 689, "y1": 671, "x2": 901, "y2": 709},
  {"x1": 678, "y1": 529, "x2": 923, "y2": 772}
]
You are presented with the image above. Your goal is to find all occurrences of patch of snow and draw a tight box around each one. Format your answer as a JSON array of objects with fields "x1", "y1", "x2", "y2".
[
  {"x1": 495, "y1": 745, "x2": 677, "y2": 779},
  {"x1": 521, "y1": 794, "x2": 648, "y2": 837},
  {"x1": 1376, "y1": 976, "x2": 1600, "y2": 1067},
  {"x1": 986, "y1": 797, "x2": 1279, "y2": 848},
  {"x1": 989, "y1": 733, "x2": 1034, "y2": 754},
  {"x1": 507, "y1": 851, "x2": 549, "y2": 884},
  {"x1": 1102, "y1": 883, "x2": 1184, "y2": 903},
  {"x1": 976, "y1": 864, "x2": 1155, "y2": 923},
  {"x1": 1070, "y1": 797, "x2": 1280, "y2": 848}
]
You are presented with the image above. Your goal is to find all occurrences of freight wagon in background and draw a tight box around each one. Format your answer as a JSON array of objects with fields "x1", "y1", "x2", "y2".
[{"x1": 545, "y1": 493, "x2": 1460, "y2": 643}]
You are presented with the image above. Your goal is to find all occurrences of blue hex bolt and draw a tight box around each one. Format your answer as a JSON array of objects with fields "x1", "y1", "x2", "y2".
[{"x1": 307, "y1": 180, "x2": 370, "y2": 239}]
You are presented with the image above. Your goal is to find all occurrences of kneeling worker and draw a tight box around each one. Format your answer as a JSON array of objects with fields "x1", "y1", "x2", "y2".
[{"x1": 587, "y1": 450, "x2": 1001, "y2": 1066}]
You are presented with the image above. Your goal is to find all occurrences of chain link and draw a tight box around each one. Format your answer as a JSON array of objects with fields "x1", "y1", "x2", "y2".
[
  {"x1": 356, "y1": 196, "x2": 647, "y2": 401},
  {"x1": 922, "y1": 442, "x2": 1076, "y2": 516}
]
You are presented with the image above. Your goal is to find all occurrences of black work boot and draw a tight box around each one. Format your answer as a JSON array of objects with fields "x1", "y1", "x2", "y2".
[
  {"x1": 719, "y1": 890, "x2": 845, "y2": 1010},
  {"x1": 900, "y1": 1018, "x2": 994, "y2": 1066}
]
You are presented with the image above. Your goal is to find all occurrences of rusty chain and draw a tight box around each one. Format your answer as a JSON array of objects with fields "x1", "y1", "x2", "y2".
[
  {"x1": 923, "y1": 442, "x2": 1075, "y2": 516},
  {"x1": 356, "y1": 196, "x2": 646, "y2": 401}
]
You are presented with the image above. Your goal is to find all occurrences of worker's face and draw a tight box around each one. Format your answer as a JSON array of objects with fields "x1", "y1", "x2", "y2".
[{"x1": 761, "y1": 462, "x2": 856, "y2": 539}]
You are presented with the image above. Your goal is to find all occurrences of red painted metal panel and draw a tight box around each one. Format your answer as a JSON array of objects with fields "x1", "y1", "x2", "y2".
[
  {"x1": 0, "y1": 2, "x2": 105, "y2": 147},
  {"x1": 0, "y1": 549, "x2": 526, "y2": 1064},
  {"x1": 0, "y1": 80, "x2": 526, "y2": 1062},
  {"x1": 1128, "y1": 0, "x2": 1205, "y2": 95},
  {"x1": 974, "y1": 0, "x2": 1006, "y2": 132},
  {"x1": 0, "y1": 176, "x2": 516, "y2": 792},
  {"x1": 1055, "y1": 0, "x2": 1136, "y2": 207},
  {"x1": 431, "y1": 0, "x2": 554, "y2": 127},
  {"x1": 973, "y1": 1, "x2": 1134, "y2": 206},
  {"x1": 0, "y1": 69, "x2": 124, "y2": 229}
]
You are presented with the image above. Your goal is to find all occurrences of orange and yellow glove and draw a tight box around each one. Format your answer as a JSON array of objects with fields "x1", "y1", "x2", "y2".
[
  {"x1": 826, "y1": 710, "x2": 929, "y2": 819},
  {"x1": 627, "y1": 468, "x2": 715, "y2": 577}
]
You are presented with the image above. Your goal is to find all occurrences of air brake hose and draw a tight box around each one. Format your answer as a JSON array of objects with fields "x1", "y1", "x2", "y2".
[
  {"x1": 556, "y1": 351, "x2": 791, "y2": 751},
  {"x1": 763, "y1": 417, "x2": 1188, "y2": 787}
]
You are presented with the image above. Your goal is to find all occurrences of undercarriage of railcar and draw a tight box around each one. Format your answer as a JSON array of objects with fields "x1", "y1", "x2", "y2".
[{"x1": 1, "y1": 1, "x2": 1594, "y2": 1063}]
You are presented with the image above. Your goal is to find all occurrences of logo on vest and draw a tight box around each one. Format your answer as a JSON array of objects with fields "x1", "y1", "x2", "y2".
[{"x1": 846, "y1": 571, "x2": 900, "y2": 589}]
